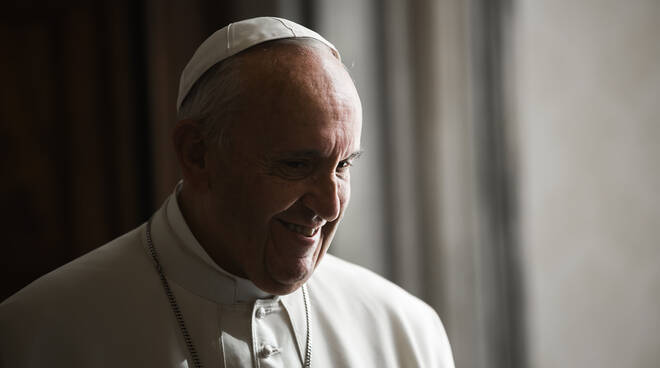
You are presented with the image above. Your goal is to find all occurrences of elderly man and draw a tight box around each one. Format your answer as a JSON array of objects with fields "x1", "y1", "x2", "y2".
[{"x1": 0, "y1": 17, "x2": 454, "y2": 367}]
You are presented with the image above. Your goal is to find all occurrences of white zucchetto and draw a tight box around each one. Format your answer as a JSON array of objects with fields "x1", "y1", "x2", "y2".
[{"x1": 177, "y1": 16, "x2": 339, "y2": 111}]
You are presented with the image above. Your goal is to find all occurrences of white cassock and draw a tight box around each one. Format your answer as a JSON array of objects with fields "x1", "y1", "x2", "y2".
[{"x1": 0, "y1": 187, "x2": 455, "y2": 367}]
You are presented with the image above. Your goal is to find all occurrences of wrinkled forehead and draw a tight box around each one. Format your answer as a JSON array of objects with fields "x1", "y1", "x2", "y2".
[
  {"x1": 235, "y1": 40, "x2": 359, "y2": 106},
  {"x1": 227, "y1": 41, "x2": 362, "y2": 150},
  {"x1": 237, "y1": 40, "x2": 340, "y2": 83}
]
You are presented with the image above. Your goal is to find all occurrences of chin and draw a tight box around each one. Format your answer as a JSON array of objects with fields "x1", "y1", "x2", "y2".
[
  {"x1": 258, "y1": 277, "x2": 305, "y2": 296},
  {"x1": 258, "y1": 228, "x2": 335, "y2": 295},
  {"x1": 261, "y1": 259, "x2": 315, "y2": 295}
]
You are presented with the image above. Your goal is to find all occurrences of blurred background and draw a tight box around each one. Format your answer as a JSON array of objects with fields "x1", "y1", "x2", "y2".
[{"x1": 1, "y1": 0, "x2": 659, "y2": 367}]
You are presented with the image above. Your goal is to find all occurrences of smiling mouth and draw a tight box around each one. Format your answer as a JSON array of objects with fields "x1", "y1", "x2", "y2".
[{"x1": 279, "y1": 220, "x2": 320, "y2": 237}]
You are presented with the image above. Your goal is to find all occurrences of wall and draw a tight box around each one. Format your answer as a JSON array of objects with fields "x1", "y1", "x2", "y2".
[
  {"x1": 0, "y1": 1, "x2": 149, "y2": 300},
  {"x1": 512, "y1": 1, "x2": 660, "y2": 366},
  {"x1": 314, "y1": 0, "x2": 389, "y2": 277}
]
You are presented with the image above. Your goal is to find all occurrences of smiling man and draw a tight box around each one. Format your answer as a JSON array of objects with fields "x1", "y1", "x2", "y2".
[
  {"x1": 175, "y1": 36, "x2": 362, "y2": 297},
  {"x1": 0, "y1": 17, "x2": 454, "y2": 367}
]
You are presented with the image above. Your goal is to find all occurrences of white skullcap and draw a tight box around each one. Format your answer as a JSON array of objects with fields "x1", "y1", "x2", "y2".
[{"x1": 177, "y1": 16, "x2": 339, "y2": 111}]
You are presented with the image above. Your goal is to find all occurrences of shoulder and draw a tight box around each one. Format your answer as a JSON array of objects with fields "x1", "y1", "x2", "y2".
[
  {"x1": 309, "y1": 254, "x2": 455, "y2": 366},
  {"x1": 2, "y1": 225, "x2": 148, "y2": 306},
  {"x1": 0, "y1": 223, "x2": 172, "y2": 366},
  {"x1": 313, "y1": 254, "x2": 433, "y2": 314},
  {"x1": 0, "y1": 224, "x2": 155, "y2": 331}
]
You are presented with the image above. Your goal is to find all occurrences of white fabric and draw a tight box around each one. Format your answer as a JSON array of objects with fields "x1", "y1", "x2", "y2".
[
  {"x1": 177, "y1": 16, "x2": 339, "y2": 111},
  {"x1": 166, "y1": 185, "x2": 299, "y2": 366},
  {"x1": 0, "y1": 189, "x2": 455, "y2": 367}
]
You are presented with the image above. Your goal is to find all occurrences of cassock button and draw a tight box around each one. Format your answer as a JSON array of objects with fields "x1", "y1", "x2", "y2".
[
  {"x1": 260, "y1": 344, "x2": 280, "y2": 358},
  {"x1": 256, "y1": 307, "x2": 267, "y2": 319}
]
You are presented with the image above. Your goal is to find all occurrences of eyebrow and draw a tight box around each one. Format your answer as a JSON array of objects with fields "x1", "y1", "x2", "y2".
[
  {"x1": 344, "y1": 150, "x2": 364, "y2": 161},
  {"x1": 275, "y1": 149, "x2": 364, "y2": 161}
]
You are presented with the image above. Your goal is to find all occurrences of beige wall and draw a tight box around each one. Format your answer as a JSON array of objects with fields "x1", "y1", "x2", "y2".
[{"x1": 512, "y1": 1, "x2": 660, "y2": 367}]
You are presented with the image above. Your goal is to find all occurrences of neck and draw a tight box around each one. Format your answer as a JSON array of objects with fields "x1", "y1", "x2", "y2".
[{"x1": 177, "y1": 183, "x2": 246, "y2": 279}]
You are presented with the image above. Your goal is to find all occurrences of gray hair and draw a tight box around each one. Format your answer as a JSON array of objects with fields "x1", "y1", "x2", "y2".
[
  {"x1": 176, "y1": 38, "x2": 341, "y2": 149},
  {"x1": 176, "y1": 55, "x2": 242, "y2": 149}
]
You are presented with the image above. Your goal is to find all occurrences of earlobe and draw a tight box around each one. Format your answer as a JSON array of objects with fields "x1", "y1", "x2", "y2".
[{"x1": 172, "y1": 119, "x2": 208, "y2": 187}]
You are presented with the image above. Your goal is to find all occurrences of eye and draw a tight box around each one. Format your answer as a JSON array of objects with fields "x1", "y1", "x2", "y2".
[
  {"x1": 336, "y1": 160, "x2": 353, "y2": 171},
  {"x1": 272, "y1": 159, "x2": 314, "y2": 179},
  {"x1": 284, "y1": 160, "x2": 308, "y2": 169}
]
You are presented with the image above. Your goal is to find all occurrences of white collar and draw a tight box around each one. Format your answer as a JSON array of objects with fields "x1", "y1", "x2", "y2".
[
  {"x1": 147, "y1": 182, "x2": 308, "y2": 360},
  {"x1": 149, "y1": 182, "x2": 272, "y2": 303}
]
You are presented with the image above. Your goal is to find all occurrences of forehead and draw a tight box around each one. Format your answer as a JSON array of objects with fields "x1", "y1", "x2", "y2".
[
  {"x1": 227, "y1": 41, "x2": 362, "y2": 153},
  {"x1": 237, "y1": 40, "x2": 355, "y2": 99}
]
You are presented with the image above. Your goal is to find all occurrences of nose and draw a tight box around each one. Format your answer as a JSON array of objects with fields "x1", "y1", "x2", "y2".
[{"x1": 302, "y1": 173, "x2": 342, "y2": 223}]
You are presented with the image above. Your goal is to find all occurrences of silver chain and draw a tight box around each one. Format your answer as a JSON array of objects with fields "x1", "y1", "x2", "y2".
[
  {"x1": 146, "y1": 218, "x2": 312, "y2": 367},
  {"x1": 302, "y1": 284, "x2": 312, "y2": 367},
  {"x1": 146, "y1": 219, "x2": 203, "y2": 368}
]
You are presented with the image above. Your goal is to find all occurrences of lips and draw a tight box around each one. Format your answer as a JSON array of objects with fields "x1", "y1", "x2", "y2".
[
  {"x1": 278, "y1": 220, "x2": 320, "y2": 237},
  {"x1": 270, "y1": 219, "x2": 321, "y2": 261}
]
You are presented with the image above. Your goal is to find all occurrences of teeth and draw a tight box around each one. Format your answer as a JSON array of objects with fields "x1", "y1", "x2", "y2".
[{"x1": 283, "y1": 222, "x2": 318, "y2": 237}]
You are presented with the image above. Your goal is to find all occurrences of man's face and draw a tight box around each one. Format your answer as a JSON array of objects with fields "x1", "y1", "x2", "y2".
[{"x1": 202, "y1": 43, "x2": 362, "y2": 295}]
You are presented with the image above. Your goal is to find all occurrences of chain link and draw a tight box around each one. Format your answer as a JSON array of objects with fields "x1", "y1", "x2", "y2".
[
  {"x1": 147, "y1": 219, "x2": 203, "y2": 368},
  {"x1": 302, "y1": 284, "x2": 312, "y2": 367}
]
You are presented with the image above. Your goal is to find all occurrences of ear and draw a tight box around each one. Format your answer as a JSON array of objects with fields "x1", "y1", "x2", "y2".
[{"x1": 172, "y1": 119, "x2": 209, "y2": 189}]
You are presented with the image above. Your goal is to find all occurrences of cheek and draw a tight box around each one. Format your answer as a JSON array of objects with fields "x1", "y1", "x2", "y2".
[
  {"x1": 249, "y1": 178, "x2": 306, "y2": 219},
  {"x1": 338, "y1": 179, "x2": 351, "y2": 211}
]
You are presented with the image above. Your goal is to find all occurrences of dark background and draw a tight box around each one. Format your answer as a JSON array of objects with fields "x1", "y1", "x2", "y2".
[{"x1": 0, "y1": 0, "x2": 305, "y2": 300}]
